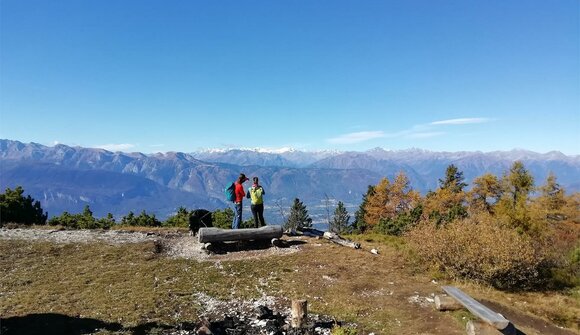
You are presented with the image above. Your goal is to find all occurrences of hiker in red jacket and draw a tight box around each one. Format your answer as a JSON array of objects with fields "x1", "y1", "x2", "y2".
[{"x1": 232, "y1": 173, "x2": 249, "y2": 229}]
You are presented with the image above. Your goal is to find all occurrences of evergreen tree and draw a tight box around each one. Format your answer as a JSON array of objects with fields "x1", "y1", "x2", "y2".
[
  {"x1": 164, "y1": 206, "x2": 192, "y2": 227},
  {"x1": 376, "y1": 203, "x2": 423, "y2": 236},
  {"x1": 0, "y1": 186, "x2": 47, "y2": 226},
  {"x1": 77, "y1": 205, "x2": 98, "y2": 229},
  {"x1": 97, "y1": 213, "x2": 116, "y2": 229},
  {"x1": 121, "y1": 211, "x2": 136, "y2": 226},
  {"x1": 353, "y1": 185, "x2": 374, "y2": 233},
  {"x1": 330, "y1": 201, "x2": 350, "y2": 234},
  {"x1": 285, "y1": 198, "x2": 312, "y2": 231},
  {"x1": 439, "y1": 164, "x2": 468, "y2": 193},
  {"x1": 135, "y1": 210, "x2": 161, "y2": 227},
  {"x1": 424, "y1": 165, "x2": 468, "y2": 226}
]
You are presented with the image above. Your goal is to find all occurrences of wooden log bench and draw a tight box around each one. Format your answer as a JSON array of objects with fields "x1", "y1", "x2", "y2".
[
  {"x1": 198, "y1": 225, "x2": 283, "y2": 243},
  {"x1": 441, "y1": 286, "x2": 514, "y2": 335}
]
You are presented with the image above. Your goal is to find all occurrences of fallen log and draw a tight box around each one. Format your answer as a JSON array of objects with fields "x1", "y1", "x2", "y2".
[
  {"x1": 323, "y1": 232, "x2": 361, "y2": 249},
  {"x1": 198, "y1": 225, "x2": 283, "y2": 243}
]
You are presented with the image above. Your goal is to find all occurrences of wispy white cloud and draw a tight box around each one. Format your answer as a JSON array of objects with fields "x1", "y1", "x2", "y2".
[
  {"x1": 95, "y1": 143, "x2": 136, "y2": 152},
  {"x1": 430, "y1": 118, "x2": 490, "y2": 125},
  {"x1": 406, "y1": 131, "x2": 445, "y2": 139},
  {"x1": 327, "y1": 117, "x2": 491, "y2": 145},
  {"x1": 327, "y1": 131, "x2": 386, "y2": 144}
]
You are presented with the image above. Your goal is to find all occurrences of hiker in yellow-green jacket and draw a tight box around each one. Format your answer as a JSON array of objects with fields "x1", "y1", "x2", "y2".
[{"x1": 246, "y1": 176, "x2": 266, "y2": 228}]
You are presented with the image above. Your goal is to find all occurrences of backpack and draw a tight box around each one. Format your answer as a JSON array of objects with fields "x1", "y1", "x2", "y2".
[
  {"x1": 225, "y1": 182, "x2": 236, "y2": 202},
  {"x1": 249, "y1": 186, "x2": 264, "y2": 204}
]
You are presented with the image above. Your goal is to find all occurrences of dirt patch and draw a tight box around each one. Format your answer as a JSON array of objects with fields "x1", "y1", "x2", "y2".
[
  {"x1": 0, "y1": 228, "x2": 159, "y2": 244},
  {"x1": 0, "y1": 228, "x2": 302, "y2": 262},
  {"x1": 481, "y1": 300, "x2": 578, "y2": 335}
]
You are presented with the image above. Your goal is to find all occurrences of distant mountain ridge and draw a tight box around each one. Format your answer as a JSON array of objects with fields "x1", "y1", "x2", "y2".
[{"x1": 1, "y1": 139, "x2": 579, "y2": 222}]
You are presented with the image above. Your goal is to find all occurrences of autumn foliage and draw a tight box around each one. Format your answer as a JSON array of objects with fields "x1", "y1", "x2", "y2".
[
  {"x1": 406, "y1": 213, "x2": 552, "y2": 289},
  {"x1": 358, "y1": 162, "x2": 579, "y2": 289}
]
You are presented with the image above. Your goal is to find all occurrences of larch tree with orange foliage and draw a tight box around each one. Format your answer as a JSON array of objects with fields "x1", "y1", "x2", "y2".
[{"x1": 363, "y1": 172, "x2": 421, "y2": 234}]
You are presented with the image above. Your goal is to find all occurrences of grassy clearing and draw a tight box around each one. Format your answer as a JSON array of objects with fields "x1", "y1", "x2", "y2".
[{"x1": 0, "y1": 231, "x2": 578, "y2": 334}]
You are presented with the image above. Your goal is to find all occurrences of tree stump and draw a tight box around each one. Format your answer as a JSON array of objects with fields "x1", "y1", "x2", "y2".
[{"x1": 291, "y1": 299, "x2": 308, "y2": 328}]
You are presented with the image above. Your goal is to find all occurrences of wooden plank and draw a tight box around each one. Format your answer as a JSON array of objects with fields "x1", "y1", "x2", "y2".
[
  {"x1": 198, "y1": 225, "x2": 283, "y2": 243},
  {"x1": 442, "y1": 286, "x2": 509, "y2": 330}
]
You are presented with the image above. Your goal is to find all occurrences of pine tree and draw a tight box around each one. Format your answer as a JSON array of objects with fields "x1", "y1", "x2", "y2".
[
  {"x1": 439, "y1": 164, "x2": 468, "y2": 193},
  {"x1": 330, "y1": 201, "x2": 350, "y2": 234},
  {"x1": 424, "y1": 165, "x2": 468, "y2": 226},
  {"x1": 352, "y1": 185, "x2": 374, "y2": 233},
  {"x1": 0, "y1": 186, "x2": 47, "y2": 226},
  {"x1": 164, "y1": 206, "x2": 192, "y2": 227},
  {"x1": 285, "y1": 198, "x2": 312, "y2": 231}
]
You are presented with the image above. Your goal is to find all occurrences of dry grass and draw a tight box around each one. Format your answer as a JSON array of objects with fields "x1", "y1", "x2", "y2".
[{"x1": 1, "y1": 230, "x2": 578, "y2": 334}]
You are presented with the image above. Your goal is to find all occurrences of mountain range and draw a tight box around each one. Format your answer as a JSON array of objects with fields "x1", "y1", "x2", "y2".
[{"x1": 1, "y1": 139, "x2": 578, "y2": 224}]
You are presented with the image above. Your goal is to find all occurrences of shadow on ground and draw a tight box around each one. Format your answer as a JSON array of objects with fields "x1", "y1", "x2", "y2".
[
  {"x1": 206, "y1": 239, "x2": 306, "y2": 254},
  {"x1": 483, "y1": 300, "x2": 577, "y2": 335},
  {"x1": 0, "y1": 313, "x2": 123, "y2": 335}
]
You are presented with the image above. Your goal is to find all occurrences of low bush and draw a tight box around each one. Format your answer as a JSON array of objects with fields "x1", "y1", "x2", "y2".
[
  {"x1": 48, "y1": 206, "x2": 114, "y2": 229},
  {"x1": 406, "y1": 213, "x2": 554, "y2": 290}
]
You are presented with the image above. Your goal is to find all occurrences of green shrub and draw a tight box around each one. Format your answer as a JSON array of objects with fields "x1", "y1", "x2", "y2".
[
  {"x1": 48, "y1": 206, "x2": 114, "y2": 229},
  {"x1": 120, "y1": 210, "x2": 161, "y2": 227},
  {"x1": 550, "y1": 246, "x2": 580, "y2": 288},
  {"x1": 331, "y1": 326, "x2": 358, "y2": 335},
  {"x1": 164, "y1": 207, "x2": 191, "y2": 227},
  {"x1": 375, "y1": 204, "x2": 422, "y2": 236},
  {"x1": 212, "y1": 208, "x2": 234, "y2": 229}
]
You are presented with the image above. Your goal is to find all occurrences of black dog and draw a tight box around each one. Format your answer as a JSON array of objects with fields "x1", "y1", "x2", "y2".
[{"x1": 189, "y1": 209, "x2": 212, "y2": 236}]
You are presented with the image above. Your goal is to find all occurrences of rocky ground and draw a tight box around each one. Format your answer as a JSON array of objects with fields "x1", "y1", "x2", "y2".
[{"x1": 0, "y1": 227, "x2": 302, "y2": 261}]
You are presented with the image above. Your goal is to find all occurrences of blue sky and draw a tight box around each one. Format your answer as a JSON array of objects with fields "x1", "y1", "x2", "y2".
[{"x1": 1, "y1": 0, "x2": 578, "y2": 154}]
